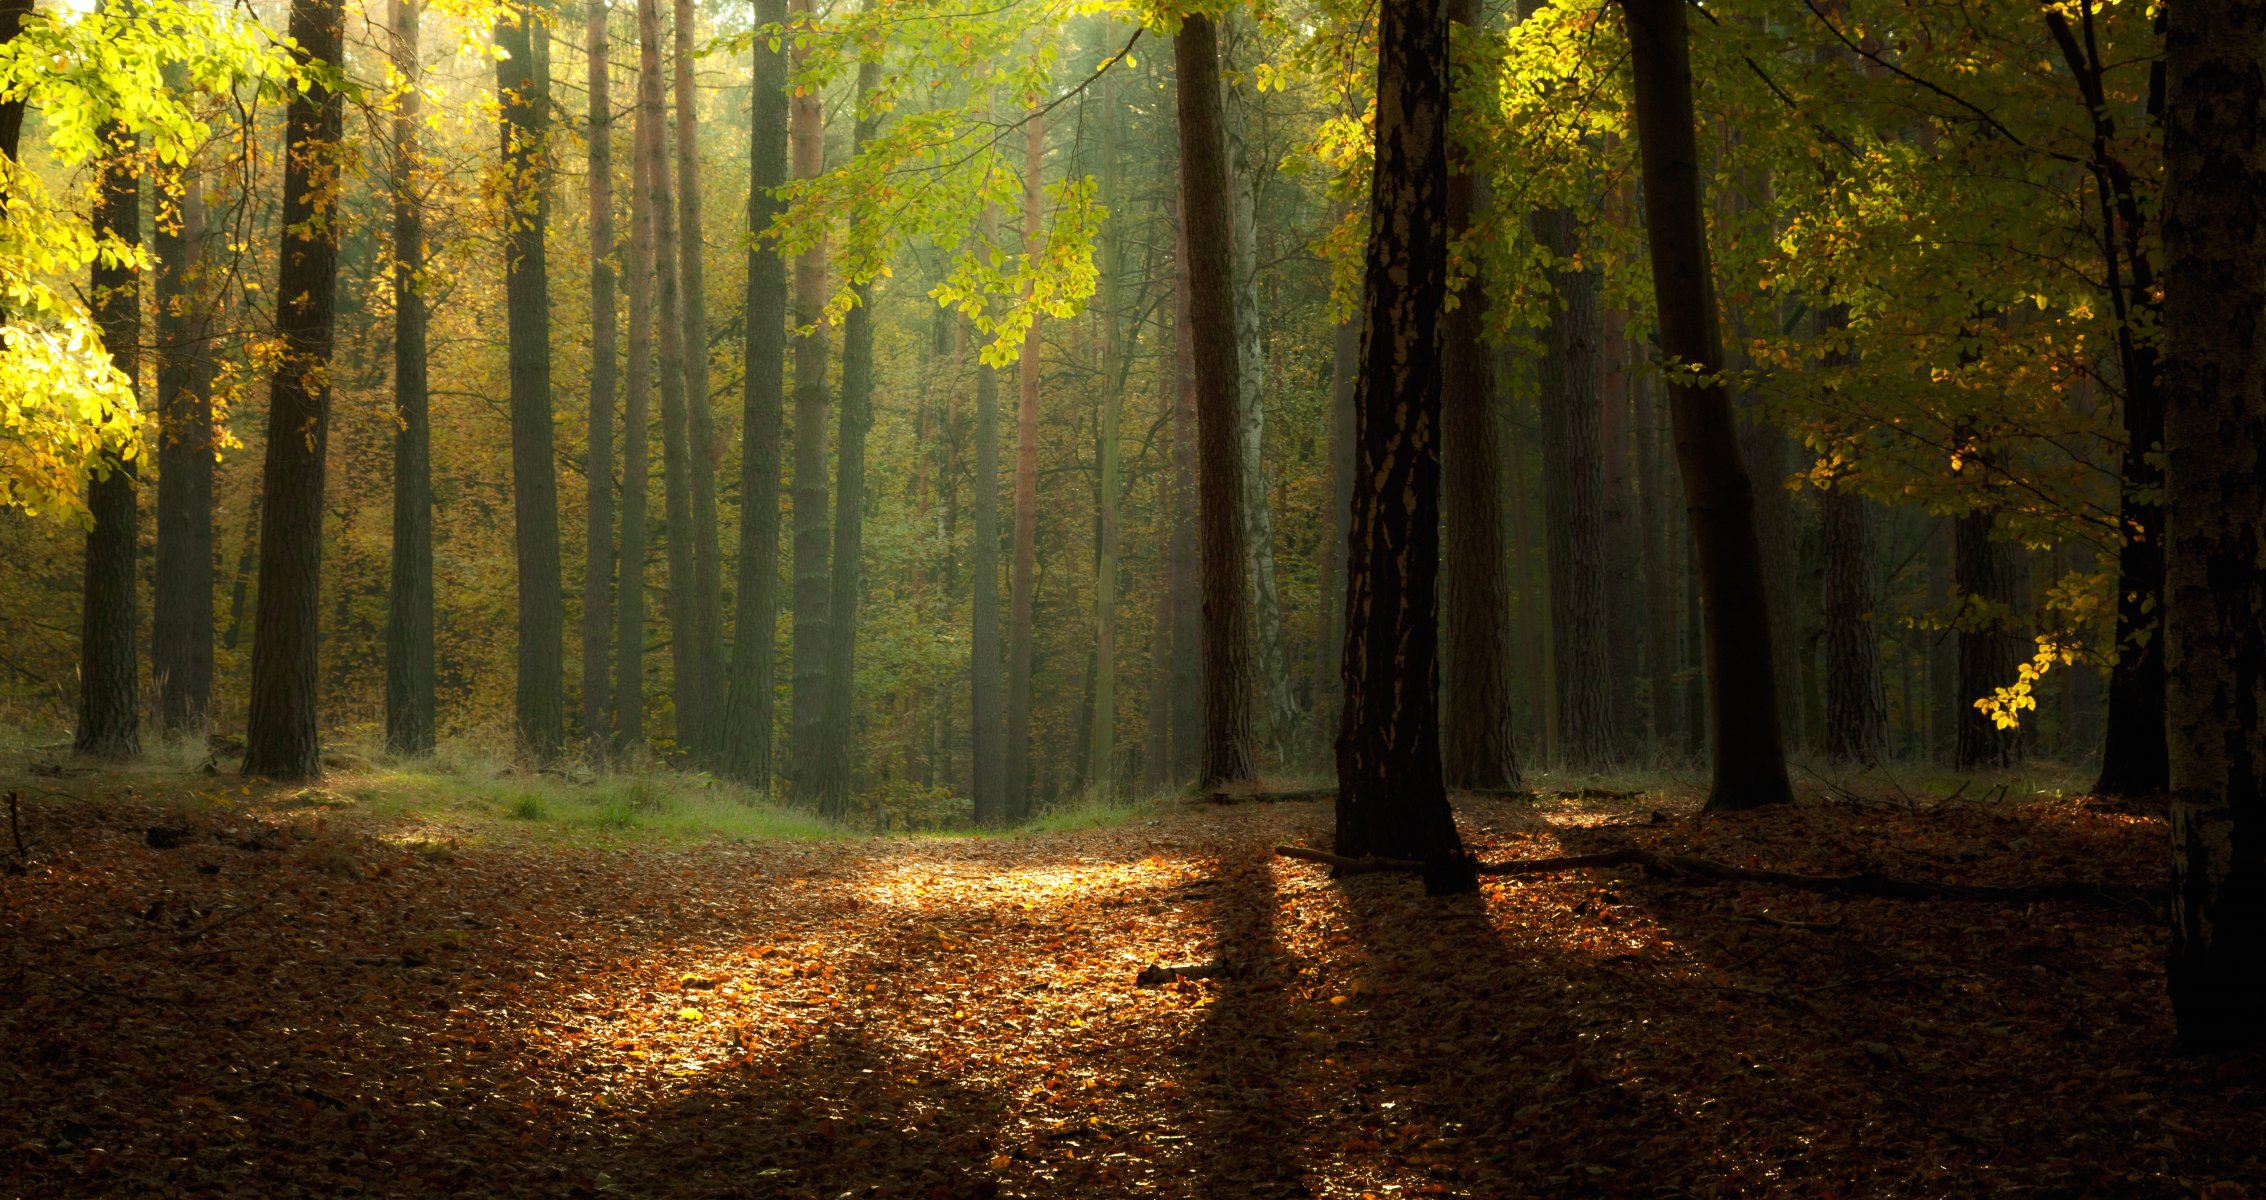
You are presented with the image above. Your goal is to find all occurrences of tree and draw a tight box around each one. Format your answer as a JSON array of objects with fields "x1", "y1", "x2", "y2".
[
  {"x1": 151, "y1": 65, "x2": 216, "y2": 740},
  {"x1": 1953, "y1": 504, "x2": 2022, "y2": 770},
  {"x1": 788, "y1": 0, "x2": 832, "y2": 804},
  {"x1": 497, "y1": 0, "x2": 564, "y2": 760},
  {"x1": 672, "y1": 0, "x2": 724, "y2": 762},
  {"x1": 970, "y1": 305, "x2": 1008, "y2": 825},
  {"x1": 1089, "y1": 28, "x2": 1124, "y2": 800},
  {"x1": 614, "y1": 66, "x2": 657, "y2": 753},
  {"x1": 1005, "y1": 99, "x2": 1043, "y2": 820},
  {"x1": 385, "y1": 0, "x2": 435, "y2": 757},
  {"x1": 580, "y1": 0, "x2": 616, "y2": 751},
  {"x1": 1619, "y1": 0, "x2": 1792, "y2": 810},
  {"x1": 2161, "y1": 0, "x2": 2266, "y2": 1051},
  {"x1": 1334, "y1": 0, "x2": 1463, "y2": 869},
  {"x1": 243, "y1": 0, "x2": 343, "y2": 781},
  {"x1": 1308, "y1": 306, "x2": 1355, "y2": 768},
  {"x1": 1173, "y1": 11, "x2": 1257, "y2": 790},
  {"x1": 1532, "y1": 205, "x2": 1613, "y2": 770},
  {"x1": 1819, "y1": 478, "x2": 1887, "y2": 766},
  {"x1": 1165, "y1": 179, "x2": 1202, "y2": 783},
  {"x1": 75, "y1": 114, "x2": 139, "y2": 762},
  {"x1": 722, "y1": 0, "x2": 788, "y2": 788},
  {"x1": 1440, "y1": 0, "x2": 1519, "y2": 792},
  {"x1": 814, "y1": 59, "x2": 882, "y2": 822}
]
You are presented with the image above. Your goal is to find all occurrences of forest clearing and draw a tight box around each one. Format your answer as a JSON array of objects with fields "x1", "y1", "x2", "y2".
[{"x1": 3, "y1": 755, "x2": 2256, "y2": 1199}]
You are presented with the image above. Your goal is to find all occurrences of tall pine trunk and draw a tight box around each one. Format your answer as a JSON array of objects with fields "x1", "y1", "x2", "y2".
[
  {"x1": 152, "y1": 67, "x2": 216, "y2": 740},
  {"x1": 1005, "y1": 102, "x2": 1043, "y2": 820},
  {"x1": 498, "y1": 0, "x2": 564, "y2": 760},
  {"x1": 76, "y1": 114, "x2": 140, "y2": 762},
  {"x1": 1334, "y1": 0, "x2": 1463, "y2": 868},
  {"x1": 1634, "y1": 363, "x2": 1679, "y2": 755},
  {"x1": 386, "y1": 0, "x2": 436, "y2": 756},
  {"x1": 580, "y1": 0, "x2": 616, "y2": 751},
  {"x1": 813, "y1": 60, "x2": 881, "y2": 821},
  {"x1": 1620, "y1": 0, "x2": 1791, "y2": 809},
  {"x1": 1953, "y1": 506, "x2": 2022, "y2": 770},
  {"x1": 1166, "y1": 184, "x2": 1202, "y2": 783},
  {"x1": 722, "y1": 0, "x2": 788, "y2": 786},
  {"x1": 1173, "y1": 15, "x2": 1258, "y2": 789},
  {"x1": 1310, "y1": 310, "x2": 1355, "y2": 768},
  {"x1": 970, "y1": 306, "x2": 1008, "y2": 824},
  {"x1": 672, "y1": 0, "x2": 724, "y2": 758},
  {"x1": 1820, "y1": 484, "x2": 1886, "y2": 765},
  {"x1": 1440, "y1": 0, "x2": 1519, "y2": 791},
  {"x1": 2160, "y1": 0, "x2": 2266, "y2": 1049},
  {"x1": 614, "y1": 93, "x2": 656, "y2": 752},
  {"x1": 1533, "y1": 204, "x2": 1612, "y2": 769},
  {"x1": 1089, "y1": 40, "x2": 1123, "y2": 799},
  {"x1": 787, "y1": 0, "x2": 832, "y2": 803},
  {"x1": 244, "y1": 0, "x2": 343, "y2": 780}
]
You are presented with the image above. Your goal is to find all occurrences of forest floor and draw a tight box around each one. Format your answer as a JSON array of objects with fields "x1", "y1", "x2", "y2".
[{"x1": 2, "y1": 752, "x2": 2261, "y2": 1199}]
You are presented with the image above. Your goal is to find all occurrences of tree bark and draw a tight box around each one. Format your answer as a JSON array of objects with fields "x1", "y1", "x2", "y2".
[
  {"x1": 721, "y1": 0, "x2": 788, "y2": 786},
  {"x1": 152, "y1": 66, "x2": 216, "y2": 741},
  {"x1": 76, "y1": 113, "x2": 140, "y2": 762},
  {"x1": 672, "y1": 0, "x2": 724, "y2": 760},
  {"x1": 1334, "y1": 0, "x2": 1464, "y2": 867},
  {"x1": 1619, "y1": 0, "x2": 1792, "y2": 809},
  {"x1": 2161, "y1": 0, "x2": 2266, "y2": 1050},
  {"x1": 787, "y1": 0, "x2": 831, "y2": 803},
  {"x1": 1174, "y1": 15, "x2": 1258, "y2": 790},
  {"x1": 1820, "y1": 483, "x2": 1886, "y2": 765},
  {"x1": 1439, "y1": 0, "x2": 1518, "y2": 791},
  {"x1": 813, "y1": 60, "x2": 880, "y2": 822},
  {"x1": 615, "y1": 23, "x2": 661, "y2": 753},
  {"x1": 497, "y1": 0, "x2": 564, "y2": 760},
  {"x1": 579, "y1": 0, "x2": 615, "y2": 752},
  {"x1": 1167, "y1": 183, "x2": 1202, "y2": 784},
  {"x1": 1633, "y1": 361, "x2": 1678, "y2": 755},
  {"x1": 970, "y1": 308, "x2": 1008, "y2": 824},
  {"x1": 243, "y1": 0, "x2": 343, "y2": 781},
  {"x1": 1310, "y1": 309, "x2": 1356, "y2": 768},
  {"x1": 1090, "y1": 40, "x2": 1123, "y2": 799},
  {"x1": 1953, "y1": 506, "x2": 2022, "y2": 770},
  {"x1": 1532, "y1": 204, "x2": 1613, "y2": 770},
  {"x1": 385, "y1": 0, "x2": 436, "y2": 757},
  {"x1": 1005, "y1": 101, "x2": 1043, "y2": 820}
]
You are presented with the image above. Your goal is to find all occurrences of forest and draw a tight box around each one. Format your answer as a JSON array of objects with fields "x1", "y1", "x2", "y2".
[{"x1": 2, "y1": 0, "x2": 2264, "y2": 1195}]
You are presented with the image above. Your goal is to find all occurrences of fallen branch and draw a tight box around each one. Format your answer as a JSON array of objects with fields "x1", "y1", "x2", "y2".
[
  {"x1": 1198, "y1": 787, "x2": 1337, "y2": 806},
  {"x1": 1272, "y1": 845, "x2": 2161, "y2": 907},
  {"x1": 1134, "y1": 960, "x2": 1235, "y2": 986}
]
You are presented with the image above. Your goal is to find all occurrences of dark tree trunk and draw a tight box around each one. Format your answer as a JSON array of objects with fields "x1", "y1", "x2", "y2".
[
  {"x1": 1334, "y1": 0, "x2": 1464, "y2": 867},
  {"x1": 1601, "y1": 309, "x2": 1642, "y2": 757},
  {"x1": 2161, "y1": 0, "x2": 2266, "y2": 1050},
  {"x1": 787, "y1": 0, "x2": 831, "y2": 803},
  {"x1": 1620, "y1": 0, "x2": 1792, "y2": 809},
  {"x1": 1166, "y1": 185, "x2": 1202, "y2": 783},
  {"x1": 385, "y1": 0, "x2": 436, "y2": 757},
  {"x1": 152, "y1": 69, "x2": 216, "y2": 740},
  {"x1": 673, "y1": 0, "x2": 724, "y2": 762},
  {"x1": 1005, "y1": 105, "x2": 1043, "y2": 820},
  {"x1": 580, "y1": 0, "x2": 615, "y2": 752},
  {"x1": 614, "y1": 87, "x2": 656, "y2": 752},
  {"x1": 1310, "y1": 310, "x2": 1355, "y2": 768},
  {"x1": 497, "y1": 0, "x2": 564, "y2": 760},
  {"x1": 1633, "y1": 363, "x2": 1679, "y2": 755},
  {"x1": 1439, "y1": 0, "x2": 1518, "y2": 792},
  {"x1": 1532, "y1": 204, "x2": 1613, "y2": 770},
  {"x1": 813, "y1": 61, "x2": 880, "y2": 822},
  {"x1": 639, "y1": 0, "x2": 701, "y2": 761},
  {"x1": 0, "y1": 0, "x2": 25, "y2": 175},
  {"x1": 1173, "y1": 14, "x2": 1258, "y2": 789},
  {"x1": 1090, "y1": 43, "x2": 1124, "y2": 798},
  {"x1": 76, "y1": 116, "x2": 140, "y2": 762},
  {"x1": 243, "y1": 0, "x2": 343, "y2": 781},
  {"x1": 721, "y1": 0, "x2": 788, "y2": 787},
  {"x1": 1820, "y1": 484, "x2": 1886, "y2": 765},
  {"x1": 1953, "y1": 507, "x2": 2022, "y2": 770},
  {"x1": 970, "y1": 317, "x2": 1007, "y2": 824}
]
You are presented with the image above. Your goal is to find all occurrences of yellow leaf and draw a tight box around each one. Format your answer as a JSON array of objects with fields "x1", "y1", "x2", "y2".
[{"x1": 677, "y1": 1007, "x2": 703, "y2": 1021}]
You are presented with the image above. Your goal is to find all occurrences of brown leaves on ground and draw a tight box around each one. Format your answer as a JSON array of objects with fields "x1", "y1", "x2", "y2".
[{"x1": 2, "y1": 780, "x2": 2260, "y2": 1198}]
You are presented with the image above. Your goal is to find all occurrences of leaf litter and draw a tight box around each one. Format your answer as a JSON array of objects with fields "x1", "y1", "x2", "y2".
[{"x1": 2, "y1": 781, "x2": 2260, "y2": 1198}]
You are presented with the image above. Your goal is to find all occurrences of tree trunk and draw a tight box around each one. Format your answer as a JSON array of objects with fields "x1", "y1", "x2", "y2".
[
  {"x1": 1601, "y1": 305, "x2": 1642, "y2": 757},
  {"x1": 1311, "y1": 309, "x2": 1356, "y2": 768},
  {"x1": 152, "y1": 68, "x2": 216, "y2": 741},
  {"x1": 1090, "y1": 42, "x2": 1123, "y2": 799},
  {"x1": 2160, "y1": 0, "x2": 2266, "y2": 1049},
  {"x1": 1532, "y1": 205, "x2": 1613, "y2": 770},
  {"x1": 579, "y1": 0, "x2": 615, "y2": 752},
  {"x1": 1334, "y1": 0, "x2": 1462, "y2": 867},
  {"x1": 385, "y1": 0, "x2": 436, "y2": 757},
  {"x1": 1219, "y1": 9, "x2": 1295, "y2": 758},
  {"x1": 970, "y1": 307, "x2": 1007, "y2": 824},
  {"x1": 497, "y1": 0, "x2": 564, "y2": 760},
  {"x1": 672, "y1": 0, "x2": 724, "y2": 760},
  {"x1": 1167, "y1": 185, "x2": 1203, "y2": 784},
  {"x1": 721, "y1": 0, "x2": 788, "y2": 787},
  {"x1": 1619, "y1": 0, "x2": 1792, "y2": 809},
  {"x1": 614, "y1": 32, "x2": 657, "y2": 753},
  {"x1": 1174, "y1": 15, "x2": 1258, "y2": 790},
  {"x1": 787, "y1": 0, "x2": 831, "y2": 803},
  {"x1": 1005, "y1": 102, "x2": 1043, "y2": 821},
  {"x1": 1953, "y1": 507, "x2": 2022, "y2": 770},
  {"x1": 243, "y1": 0, "x2": 343, "y2": 781},
  {"x1": 814, "y1": 60, "x2": 880, "y2": 822},
  {"x1": 1820, "y1": 484, "x2": 1886, "y2": 765},
  {"x1": 1439, "y1": 0, "x2": 1518, "y2": 791},
  {"x1": 76, "y1": 115, "x2": 140, "y2": 762},
  {"x1": 1634, "y1": 361, "x2": 1678, "y2": 756}
]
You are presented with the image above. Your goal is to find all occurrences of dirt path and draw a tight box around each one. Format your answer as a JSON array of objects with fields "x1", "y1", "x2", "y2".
[{"x1": 2, "y1": 782, "x2": 2258, "y2": 1198}]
